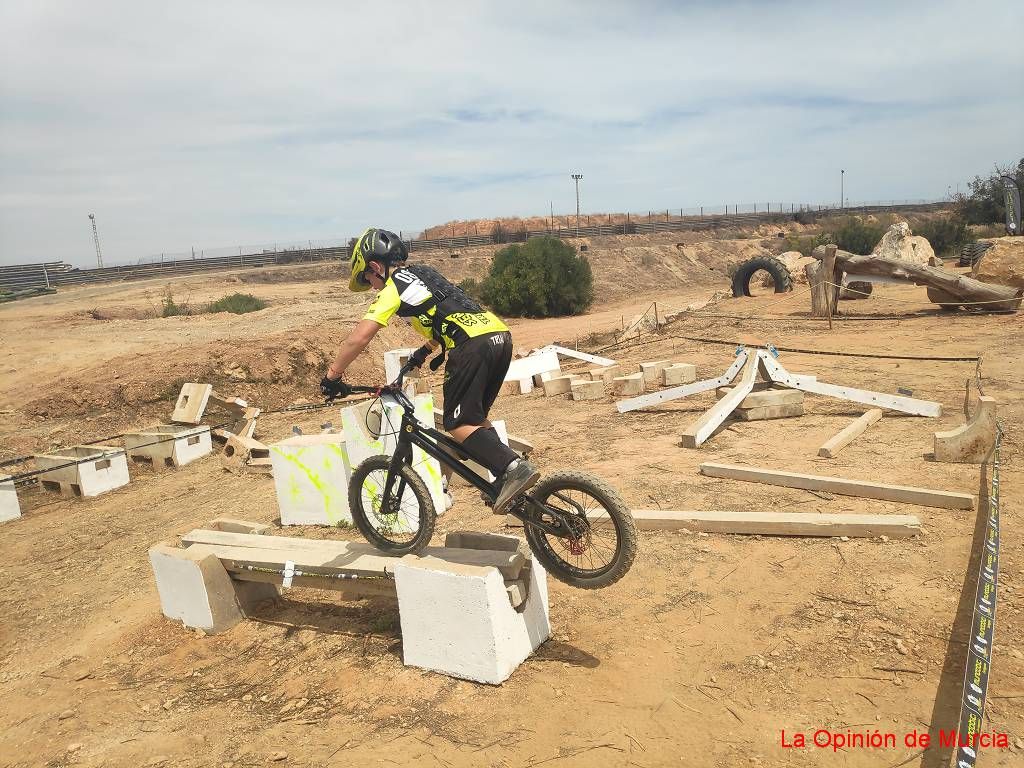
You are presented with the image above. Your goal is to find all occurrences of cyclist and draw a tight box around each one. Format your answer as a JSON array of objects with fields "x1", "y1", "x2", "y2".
[{"x1": 320, "y1": 227, "x2": 539, "y2": 514}]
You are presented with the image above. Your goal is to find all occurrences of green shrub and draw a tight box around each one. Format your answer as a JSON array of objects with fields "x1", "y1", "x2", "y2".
[
  {"x1": 915, "y1": 216, "x2": 970, "y2": 257},
  {"x1": 481, "y1": 236, "x2": 594, "y2": 317},
  {"x1": 458, "y1": 278, "x2": 483, "y2": 300},
  {"x1": 207, "y1": 293, "x2": 268, "y2": 314},
  {"x1": 161, "y1": 288, "x2": 188, "y2": 317},
  {"x1": 784, "y1": 232, "x2": 832, "y2": 258},
  {"x1": 832, "y1": 217, "x2": 885, "y2": 255}
]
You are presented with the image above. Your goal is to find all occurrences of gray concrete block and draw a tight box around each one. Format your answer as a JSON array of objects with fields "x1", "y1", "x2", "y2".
[
  {"x1": 149, "y1": 543, "x2": 244, "y2": 634},
  {"x1": 662, "y1": 363, "x2": 697, "y2": 386},
  {"x1": 571, "y1": 380, "x2": 605, "y2": 400},
  {"x1": 1, "y1": 475, "x2": 21, "y2": 523}
]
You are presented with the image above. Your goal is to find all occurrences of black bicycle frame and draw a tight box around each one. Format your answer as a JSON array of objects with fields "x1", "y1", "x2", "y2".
[{"x1": 369, "y1": 387, "x2": 576, "y2": 539}]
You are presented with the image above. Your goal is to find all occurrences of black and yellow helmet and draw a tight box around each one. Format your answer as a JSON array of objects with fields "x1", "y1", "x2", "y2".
[{"x1": 348, "y1": 228, "x2": 409, "y2": 292}]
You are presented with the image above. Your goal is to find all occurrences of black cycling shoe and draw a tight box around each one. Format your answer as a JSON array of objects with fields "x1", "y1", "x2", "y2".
[{"x1": 492, "y1": 459, "x2": 540, "y2": 514}]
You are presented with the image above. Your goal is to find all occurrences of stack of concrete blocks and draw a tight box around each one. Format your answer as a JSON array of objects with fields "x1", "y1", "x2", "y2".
[
  {"x1": 270, "y1": 433, "x2": 352, "y2": 525},
  {"x1": 717, "y1": 386, "x2": 805, "y2": 420},
  {"x1": 341, "y1": 393, "x2": 446, "y2": 517},
  {"x1": 640, "y1": 360, "x2": 672, "y2": 387},
  {"x1": 394, "y1": 531, "x2": 550, "y2": 684},
  {"x1": 612, "y1": 372, "x2": 645, "y2": 396},
  {"x1": 124, "y1": 425, "x2": 212, "y2": 470},
  {"x1": 34, "y1": 446, "x2": 130, "y2": 497},
  {"x1": 587, "y1": 365, "x2": 622, "y2": 384},
  {"x1": 1, "y1": 475, "x2": 20, "y2": 523},
  {"x1": 541, "y1": 374, "x2": 588, "y2": 397},
  {"x1": 571, "y1": 379, "x2": 605, "y2": 401},
  {"x1": 149, "y1": 539, "x2": 278, "y2": 634},
  {"x1": 662, "y1": 363, "x2": 697, "y2": 386}
]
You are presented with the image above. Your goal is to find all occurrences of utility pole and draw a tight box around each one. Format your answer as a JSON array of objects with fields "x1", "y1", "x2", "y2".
[
  {"x1": 840, "y1": 169, "x2": 845, "y2": 211},
  {"x1": 571, "y1": 173, "x2": 583, "y2": 237},
  {"x1": 88, "y1": 213, "x2": 104, "y2": 268}
]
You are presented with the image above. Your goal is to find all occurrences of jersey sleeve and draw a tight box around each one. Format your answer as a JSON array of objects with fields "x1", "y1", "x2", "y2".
[{"x1": 363, "y1": 280, "x2": 401, "y2": 326}]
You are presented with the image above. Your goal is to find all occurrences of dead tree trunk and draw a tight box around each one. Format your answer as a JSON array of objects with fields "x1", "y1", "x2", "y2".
[
  {"x1": 811, "y1": 246, "x2": 1022, "y2": 312},
  {"x1": 806, "y1": 244, "x2": 841, "y2": 317}
]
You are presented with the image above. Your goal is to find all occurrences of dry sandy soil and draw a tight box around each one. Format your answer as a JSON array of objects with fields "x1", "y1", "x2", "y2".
[{"x1": 0, "y1": 231, "x2": 1021, "y2": 768}]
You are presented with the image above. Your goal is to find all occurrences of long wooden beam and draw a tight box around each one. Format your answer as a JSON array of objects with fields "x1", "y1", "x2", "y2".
[
  {"x1": 758, "y1": 351, "x2": 942, "y2": 417},
  {"x1": 818, "y1": 409, "x2": 883, "y2": 458},
  {"x1": 616, "y1": 349, "x2": 749, "y2": 413},
  {"x1": 699, "y1": 462, "x2": 974, "y2": 510},
  {"x1": 586, "y1": 508, "x2": 920, "y2": 538},
  {"x1": 681, "y1": 354, "x2": 758, "y2": 448}
]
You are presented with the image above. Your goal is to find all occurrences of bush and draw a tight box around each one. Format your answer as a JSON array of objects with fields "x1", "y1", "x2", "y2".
[
  {"x1": 832, "y1": 217, "x2": 884, "y2": 255},
  {"x1": 784, "y1": 232, "x2": 832, "y2": 258},
  {"x1": 915, "y1": 216, "x2": 971, "y2": 257},
  {"x1": 458, "y1": 278, "x2": 483, "y2": 300},
  {"x1": 480, "y1": 236, "x2": 594, "y2": 317},
  {"x1": 956, "y1": 157, "x2": 1023, "y2": 225},
  {"x1": 161, "y1": 288, "x2": 188, "y2": 317},
  {"x1": 207, "y1": 293, "x2": 268, "y2": 314}
]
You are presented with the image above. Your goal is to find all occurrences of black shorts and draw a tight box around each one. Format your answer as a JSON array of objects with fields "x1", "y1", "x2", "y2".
[{"x1": 442, "y1": 331, "x2": 513, "y2": 430}]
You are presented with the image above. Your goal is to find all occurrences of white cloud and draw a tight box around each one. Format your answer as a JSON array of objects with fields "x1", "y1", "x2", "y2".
[{"x1": 1, "y1": 0, "x2": 1021, "y2": 266}]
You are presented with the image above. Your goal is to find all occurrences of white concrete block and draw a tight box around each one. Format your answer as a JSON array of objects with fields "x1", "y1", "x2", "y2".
[
  {"x1": 505, "y1": 350, "x2": 560, "y2": 383},
  {"x1": 148, "y1": 543, "x2": 243, "y2": 633},
  {"x1": 662, "y1": 363, "x2": 697, "y2": 386},
  {"x1": 270, "y1": 433, "x2": 353, "y2": 526},
  {"x1": 125, "y1": 424, "x2": 212, "y2": 469},
  {"x1": 341, "y1": 393, "x2": 446, "y2": 517},
  {"x1": 384, "y1": 347, "x2": 420, "y2": 384},
  {"x1": 35, "y1": 446, "x2": 130, "y2": 498},
  {"x1": 394, "y1": 554, "x2": 550, "y2": 684},
  {"x1": 517, "y1": 377, "x2": 534, "y2": 394},
  {"x1": 1, "y1": 475, "x2": 21, "y2": 523}
]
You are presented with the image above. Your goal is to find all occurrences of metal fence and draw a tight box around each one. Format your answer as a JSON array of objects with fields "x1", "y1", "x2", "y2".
[{"x1": 0, "y1": 199, "x2": 949, "y2": 292}]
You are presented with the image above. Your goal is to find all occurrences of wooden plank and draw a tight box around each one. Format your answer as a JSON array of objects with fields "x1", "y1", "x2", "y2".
[
  {"x1": 586, "y1": 508, "x2": 921, "y2": 538},
  {"x1": 717, "y1": 387, "x2": 803, "y2": 408},
  {"x1": 735, "y1": 403, "x2": 804, "y2": 421},
  {"x1": 182, "y1": 533, "x2": 526, "y2": 578},
  {"x1": 698, "y1": 462, "x2": 974, "y2": 510},
  {"x1": 617, "y1": 350, "x2": 748, "y2": 413},
  {"x1": 681, "y1": 354, "x2": 758, "y2": 448},
  {"x1": 819, "y1": 409, "x2": 884, "y2": 458},
  {"x1": 758, "y1": 351, "x2": 942, "y2": 417}
]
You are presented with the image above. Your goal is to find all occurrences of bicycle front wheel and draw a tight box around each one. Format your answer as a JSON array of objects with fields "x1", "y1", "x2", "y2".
[
  {"x1": 524, "y1": 471, "x2": 637, "y2": 589},
  {"x1": 348, "y1": 455, "x2": 435, "y2": 555}
]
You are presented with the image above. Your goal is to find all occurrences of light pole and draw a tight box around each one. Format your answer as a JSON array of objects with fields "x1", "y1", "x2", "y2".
[
  {"x1": 571, "y1": 173, "x2": 583, "y2": 236},
  {"x1": 840, "y1": 169, "x2": 844, "y2": 211}
]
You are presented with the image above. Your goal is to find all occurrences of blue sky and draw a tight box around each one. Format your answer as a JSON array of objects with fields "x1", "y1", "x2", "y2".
[{"x1": 1, "y1": 0, "x2": 1021, "y2": 267}]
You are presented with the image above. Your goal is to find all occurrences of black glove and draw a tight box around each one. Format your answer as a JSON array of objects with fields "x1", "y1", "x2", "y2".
[
  {"x1": 407, "y1": 344, "x2": 432, "y2": 369},
  {"x1": 320, "y1": 376, "x2": 352, "y2": 401}
]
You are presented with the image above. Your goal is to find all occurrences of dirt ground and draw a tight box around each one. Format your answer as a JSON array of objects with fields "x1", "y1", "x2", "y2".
[{"x1": 0, "y1": 232, "x2": 1021, "y2": 768}]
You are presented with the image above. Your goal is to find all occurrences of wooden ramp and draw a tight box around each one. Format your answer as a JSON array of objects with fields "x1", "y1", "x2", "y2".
[{"x1": 180, "y1": 529, "x2": 530, "y2": 607}]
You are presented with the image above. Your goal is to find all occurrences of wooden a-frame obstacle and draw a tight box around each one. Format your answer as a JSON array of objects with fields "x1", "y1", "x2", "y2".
[{"x1": 615, "y1": 347, "x2": 942, "y2": 447}]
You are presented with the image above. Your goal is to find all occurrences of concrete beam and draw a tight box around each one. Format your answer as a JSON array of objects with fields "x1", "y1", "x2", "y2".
[
  {"x1": 1, "y1": 475, "x2": 21, "y2": 523},
  {"x1": 818, "y1": 409, "x2": 883, "y2": 458}
]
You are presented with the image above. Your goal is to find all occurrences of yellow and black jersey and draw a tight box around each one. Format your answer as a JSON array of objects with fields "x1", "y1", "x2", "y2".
[{"x1": 363, "y1": 265, "x2": 507, "y2": 349}]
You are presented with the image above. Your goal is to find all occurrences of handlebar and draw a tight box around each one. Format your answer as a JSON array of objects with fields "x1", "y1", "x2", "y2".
[{"x1": 324, "y1": 362, "x2": 417, "y2": 402}]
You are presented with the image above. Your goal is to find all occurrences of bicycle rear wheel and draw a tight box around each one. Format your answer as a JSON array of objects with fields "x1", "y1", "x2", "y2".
[
  {"x1": 523, "y1": 471, "x2": 637, "y2": 589},
  {"x1": 348, "y1": 455, "x2": 435, "y2": 555}
]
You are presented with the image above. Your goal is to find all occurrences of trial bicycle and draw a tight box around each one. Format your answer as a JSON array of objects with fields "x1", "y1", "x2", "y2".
[{"x1": 330, "y1": 367, "x2": 637, "y2": 589}]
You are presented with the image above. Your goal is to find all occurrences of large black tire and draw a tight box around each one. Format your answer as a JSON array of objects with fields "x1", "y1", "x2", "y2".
[
  {"x1": 348, "y1": 455, "x2": 435, "y2": 555},
  {"x1": 524, "y1": 471, "x2": 638, "y2": 589},
  {"x1": 731, "y1": 256, "x2": 793, "y2": 297},
  {"x1": 958, "y1": 241, "x2": 992, "y2": 268}
]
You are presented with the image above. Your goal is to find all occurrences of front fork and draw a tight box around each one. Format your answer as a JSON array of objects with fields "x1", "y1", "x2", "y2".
[{"x1": 382, "y1": 439, "x2": 413, "y2": 511}]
